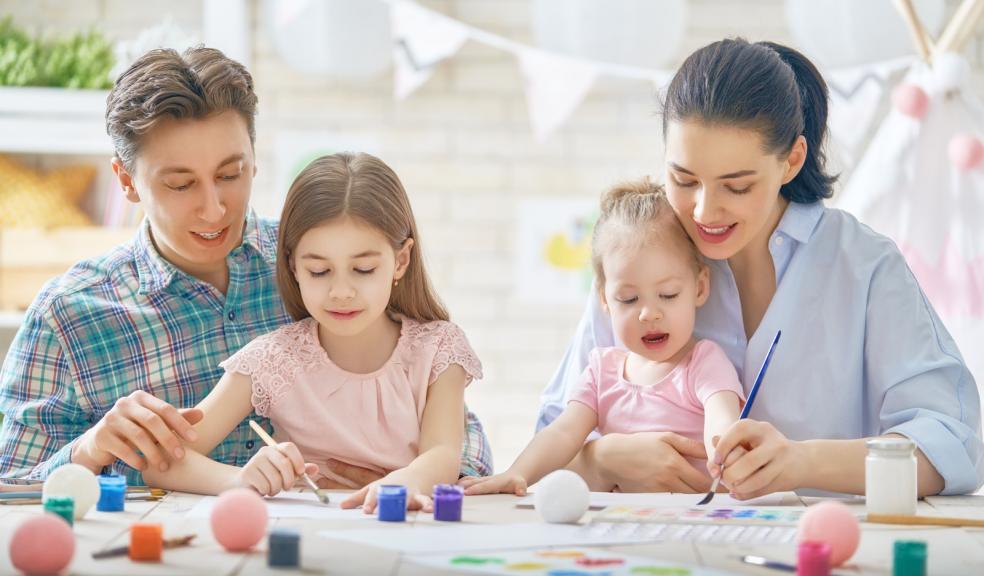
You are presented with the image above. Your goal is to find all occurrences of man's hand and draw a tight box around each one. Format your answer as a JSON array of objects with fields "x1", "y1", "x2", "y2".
[
  {"x1": 314, "y1": 459, "x2": 386, "y2": 489},
  {"x1": 71, "y1": 390, "x2": 202, "y2": 473},
  {"x1": 592, "y1": 431, "x2": 712, "y2": 493}
]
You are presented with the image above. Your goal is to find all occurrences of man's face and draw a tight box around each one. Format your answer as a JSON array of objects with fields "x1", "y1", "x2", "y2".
[{"x1": 115, "y1": 111, "x2": 255, "y2": 284}]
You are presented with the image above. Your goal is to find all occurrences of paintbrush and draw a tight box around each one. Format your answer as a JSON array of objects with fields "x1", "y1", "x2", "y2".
[
  {"x1": 92, "y1": 534, "x2": 196, "y2": 559},
  {"x1": 866, "y1": 513, "x2": 984, "y2": 528},
  {"x1": 248, "y1": 420, "x2": 329, "y2": 504},
  {"x1": 698, "y1": 329, "x2": 781, "y2": 506}
]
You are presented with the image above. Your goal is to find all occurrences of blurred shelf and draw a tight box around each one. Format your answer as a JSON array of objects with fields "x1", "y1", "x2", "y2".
[{"x1": 0, "y1": 87, "x2": 112, "y2": 155}]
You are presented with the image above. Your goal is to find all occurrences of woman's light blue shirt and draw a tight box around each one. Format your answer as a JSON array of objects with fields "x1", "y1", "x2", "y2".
[{"x1": 538, "y1": 201, "x2": 983, "y2": 494}]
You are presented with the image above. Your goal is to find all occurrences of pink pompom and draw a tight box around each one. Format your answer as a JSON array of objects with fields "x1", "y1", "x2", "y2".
[
  {"x1": 797, "y1": 501, "x2": 861, "y2": 567},
  {"x1": 210, "y1": 488, "x2": 268, "y2": 552},
  {"x1": 892, "y1": 84, "x2": 929, "y2": 119},
  {"x1": 10, "y1": 515, "x2": 75, "y2": 575},
  {"x1": 948, "y1": 134, "x2": 984, "y2": 171}
]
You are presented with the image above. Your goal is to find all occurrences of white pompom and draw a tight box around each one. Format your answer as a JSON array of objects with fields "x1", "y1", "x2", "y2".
[
  {"x1": 933, "y1": 52, "x2": 971, "y2": 93},
  {"x1": 43, "y1": 464, "x2": 101, "y2": 520},
  {"x1": 533, "y1": 470, "x2": 590, "y2": 524}
]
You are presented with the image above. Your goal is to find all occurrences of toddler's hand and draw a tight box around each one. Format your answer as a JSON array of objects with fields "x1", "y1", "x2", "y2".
[
  {"x1": 459, "y1": 473, "x2": 528, "y2": 496},
  {"x1": 237, "y1": 442, "x2": 318, "y2": 496}
]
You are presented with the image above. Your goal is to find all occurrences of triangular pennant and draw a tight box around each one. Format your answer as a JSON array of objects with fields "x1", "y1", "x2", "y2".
[
  {"x1": 391, "y1": 0, "x2": 470, "y2": 99},
  {"x1": 518, "y1": 49, "x2": 598, "y2": 141}
]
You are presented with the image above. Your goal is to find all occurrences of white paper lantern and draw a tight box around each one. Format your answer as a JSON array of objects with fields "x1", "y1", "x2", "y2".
[
  {"x1": 533, "y1": 470, "x2": 590, "y2": 524},
  {"x1": 264, "y1": 0, "x2": 391, "y2": 78},
  {"x1": 786, "y1": 0, "x2": 945, "y2": 68},
  {"x1": 43, "y1": 464, "x2": 101, "y2": 520},
  {"x1": 532, "y1": 0, "x2": 686, "y2": 69}
]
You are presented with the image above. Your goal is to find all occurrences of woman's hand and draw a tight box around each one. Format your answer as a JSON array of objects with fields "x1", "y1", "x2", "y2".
[
  {"x1": 713, "y1": 420, "x2": 808, "y2": 499},
  {"x1": 591, "y1": 432, "x2": 711, "y2": 493},
  {"x1": 459, "y1": 472, "x2": 528, "y2": 496},
  {"x1": 236, "y1": 442, "x2": 318, "y2": 496},
  {"x1": 340, "y1": 469, "x2": 432, "y2": 514}
]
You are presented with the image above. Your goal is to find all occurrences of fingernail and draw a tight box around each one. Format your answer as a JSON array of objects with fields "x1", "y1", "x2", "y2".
[{"x1": 174, "y1": 446, "x2": 185, "y2": 459}]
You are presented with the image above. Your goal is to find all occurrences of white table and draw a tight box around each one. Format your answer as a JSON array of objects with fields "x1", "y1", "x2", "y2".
[{"x1": 2, "y1": 491, "x2": 984, "y2": 575}]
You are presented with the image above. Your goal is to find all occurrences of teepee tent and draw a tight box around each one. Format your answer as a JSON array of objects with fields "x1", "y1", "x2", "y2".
[{"x1": 839, "y1": 0, "x2": 984, "y2": 387}]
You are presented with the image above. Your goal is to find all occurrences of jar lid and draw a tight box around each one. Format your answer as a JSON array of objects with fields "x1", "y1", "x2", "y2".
[{"x1": 866, "y1": 438, "x2": 915, "y2": 451}]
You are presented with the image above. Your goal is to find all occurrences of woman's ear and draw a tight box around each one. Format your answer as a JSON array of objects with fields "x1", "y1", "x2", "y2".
[
  {"x1": 781, "y1": 135, "x2": 808, "y2": 185},
  {"x1": 393, "y1": 238, "x2": 415, "y2": 281},
  {"x1": 112, "y1": 157, "x2": 139, "y2": 203},
  {"x1": 695, "y1": 264, "x2": 711, "y2": 307}
]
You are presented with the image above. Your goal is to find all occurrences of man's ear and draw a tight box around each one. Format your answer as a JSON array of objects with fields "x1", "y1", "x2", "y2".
[
  {"x1": 112, "y1": 157, "x2": 139, "y2": 203},
  {"x1": 695, "y1": 264, "x2": 711, "y2": 307},
  {"x1": 394, "y1": 238, "x2": 414, "y2": 281}
]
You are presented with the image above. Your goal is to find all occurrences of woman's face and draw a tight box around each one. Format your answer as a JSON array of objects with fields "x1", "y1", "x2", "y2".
[{"x1": 663, "y1": 120, "x2": 804, "y2": 260}]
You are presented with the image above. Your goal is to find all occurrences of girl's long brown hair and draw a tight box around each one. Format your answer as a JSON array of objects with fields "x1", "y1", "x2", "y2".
[{"x1": 277, "y1": 152, "x2": 449, "y2": 323}]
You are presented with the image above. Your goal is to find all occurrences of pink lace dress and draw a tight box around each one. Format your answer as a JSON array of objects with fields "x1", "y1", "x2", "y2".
[{"x1": 219, "y1": 316, "x2": 482, "y2": 485}]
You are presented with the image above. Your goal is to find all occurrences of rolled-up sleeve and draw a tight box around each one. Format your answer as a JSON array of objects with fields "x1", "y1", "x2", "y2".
[
  {"x1": 865, "y1": 250, "x2": 983, "y2": 494},
  {"x1": 537, "y1": 287, "x2": 615, "y2": 431}
]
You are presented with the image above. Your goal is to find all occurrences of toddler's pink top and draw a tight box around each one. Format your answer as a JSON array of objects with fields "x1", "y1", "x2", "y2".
[
  {"x1": 570, "y1": 340, "x2": 744, "y2": 445},
  {"x1": 220, "y1": 316, "x2": 482, "y2": 483}
]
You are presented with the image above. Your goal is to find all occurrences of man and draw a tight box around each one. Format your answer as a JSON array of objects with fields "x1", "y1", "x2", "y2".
[{"x1": 0, "y1": 47, "x2": 492, "y2": 486}]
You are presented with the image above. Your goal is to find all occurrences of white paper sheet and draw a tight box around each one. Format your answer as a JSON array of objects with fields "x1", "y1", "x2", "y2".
[
  {"x1": 318, "y1": 522, "x2": 655, "y2": 553},
  {"x1": 186, "y1": 491, "x2": 373, "y2": 520},
  {"x1": 516, "y1": 491, "x2": 798, "y2": 510}
]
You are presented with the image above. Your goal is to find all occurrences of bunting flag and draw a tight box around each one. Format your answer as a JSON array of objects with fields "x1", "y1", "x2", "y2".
[
  {"x1": 391, "y1": 0, "x2": 470, "y2": 99},
  {"x1": 518, "y1": 49, "x2": 599, "y2": 141}
]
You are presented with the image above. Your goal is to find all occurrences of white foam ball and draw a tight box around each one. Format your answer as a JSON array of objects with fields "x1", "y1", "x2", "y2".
[
  {"x1": 43, "y1": 464, "x2": 101, "y2": 520},
  {"x1": 933, "y1": 52, "x2": 971, "y2": 93},
  {"x1": 533, "y1": 470, "x2": 590, "y2": 524}
]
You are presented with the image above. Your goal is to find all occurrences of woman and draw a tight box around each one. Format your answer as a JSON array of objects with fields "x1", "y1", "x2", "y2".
[{"x1": 539, "y1": 38, "x2": 982, "y2": 498}]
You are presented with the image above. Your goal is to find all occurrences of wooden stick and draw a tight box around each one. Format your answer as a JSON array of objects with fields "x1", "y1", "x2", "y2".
[
  {"x1": 866, "y1": 513, "x2": 984, "y2": 528},
  {"x1": 92, "y1": 534, "x2": 196, "y2": 559},
  {"x1": 935, "y1": 0, "x2": 984, "y2": 54},
  {"x1": 894, "y1": 0, "x2": 934, "y2": 61}
]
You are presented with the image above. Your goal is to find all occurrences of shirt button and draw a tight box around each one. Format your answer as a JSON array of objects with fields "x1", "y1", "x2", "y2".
[
  {"x1": 245, "y1": 440, "x2": 255, "y2": 450},
  {"x1": 775, "y1": 236, "x2": 784, "y2": 246},
  {"x1": 228, "y1": 311, "x2": 236, "y2": 321}
]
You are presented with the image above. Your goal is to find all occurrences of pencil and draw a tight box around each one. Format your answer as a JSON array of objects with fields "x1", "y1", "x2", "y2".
[
  {"x1": 247, "y1": 420, "x2": 329, "y2": 504},
  {"x1": 866, "y1": 513, "x2": 984, "y2": 528}
]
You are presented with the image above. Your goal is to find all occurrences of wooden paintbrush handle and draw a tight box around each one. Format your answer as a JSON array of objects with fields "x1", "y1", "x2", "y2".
[{"x1": 867, "y1": 513, "x2": 984, "y2": 527}]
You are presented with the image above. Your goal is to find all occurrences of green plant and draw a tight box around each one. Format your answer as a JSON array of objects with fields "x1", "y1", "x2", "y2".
[{"x1": 0, "y1": 16, "x2": 115, "y2": 88}]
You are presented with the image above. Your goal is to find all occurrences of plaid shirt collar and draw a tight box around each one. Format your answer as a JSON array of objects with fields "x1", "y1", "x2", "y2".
[{"x1": 133, "y1": 210, "x2": 276, "y2": 295}]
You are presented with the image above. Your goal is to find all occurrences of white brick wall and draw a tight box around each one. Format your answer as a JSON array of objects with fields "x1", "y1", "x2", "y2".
[{"x1": 3, "y1": 0, "x2": 982, "y2": 470}]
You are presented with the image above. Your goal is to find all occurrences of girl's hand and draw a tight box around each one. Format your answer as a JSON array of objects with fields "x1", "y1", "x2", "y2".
[
  {"x1": 459, "y1": 473, "x2": 528, "y2": 496},
  {"x1": 237, "y1": 442, "x2": 318, "y2": 496},
  {"x1": 340, "y1": 470, "x2": 432, "y2": 514},
  {"x1": 713, "y1": 420, "x2": 808, "y2": 500},
  {"x1": 706, "y1": 435, "x2": 747, "y2": 481}
]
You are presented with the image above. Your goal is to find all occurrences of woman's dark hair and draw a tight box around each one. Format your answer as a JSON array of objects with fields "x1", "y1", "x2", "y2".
[{"x1": 662, "y1": 38, "x2": 837, "y2": 203}]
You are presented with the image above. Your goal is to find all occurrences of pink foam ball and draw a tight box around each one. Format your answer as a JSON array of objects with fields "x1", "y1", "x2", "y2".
[
  {"x1": 948, "y1": 134, "x2": 984, "y2": 171},
  {"x1": 892, "y1": 84, "x2": 929, "y2": 119},
  {"x1": 210, "y1": 488, "x2": 268, "y2": 551},
  {"x1": 797, "y1": 501, "x2": 860, "y2": 567},
  {"x1": 10, "y1": 514, "x2": 75, "y2": 575}
]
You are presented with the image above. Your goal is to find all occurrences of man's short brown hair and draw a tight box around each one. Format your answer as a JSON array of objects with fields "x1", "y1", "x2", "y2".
[{"x1": 105, "y1": 46, "x2": 257, "y2": 171}]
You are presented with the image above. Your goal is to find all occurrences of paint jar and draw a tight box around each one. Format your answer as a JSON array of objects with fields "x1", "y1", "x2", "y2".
[
  {"x1": 96, "y1": 474, "x2": 126, "y2": 512},
  {"x1": 43, "y1": 495, "x2": 75, "y2": 526},
  {"x1": 129, "y1": 523, "x2": 163, "y2": 562},
  {"x1": 797, "y1": 540, "x2": 831, "y2": 576},
  {"x1": 865, "y1": 438, "x2": 917, "y2": 516},
  {"x1": 433, "y1": 484, "x2": 463, "y2": 522},
  {"x1": 377, "y1": 485, "x2": 407, "y2": 522},
  {"x1": 268, "y1": 527, "x2": 300, "y2": 568},
  {"x1": 893, "y1": 540, "x2": 927, "y2": 576}
]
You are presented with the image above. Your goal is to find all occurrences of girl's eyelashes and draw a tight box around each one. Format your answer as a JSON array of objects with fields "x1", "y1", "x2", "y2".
[
  {"x1": 308, "y1": 268, "x2": 377, "y2": 277},
  {"x1": 615, "y1": 296, "x2": 638, "y2": 304},
  {"x1": 355, "y1": 268, "x2": 376, "y2": 275},
  {"x1": 660, "y1": 293, "x2": 680, "y2": 300},
  {"x1": 726, "y1": 184, "x2": 751, "y2": 194},
  {"x1": 309, "y1": 269, "x2": 329, "y2": 277},
  {"x1": 166, "y1": 181, "x2": 193, "y2": 191}
]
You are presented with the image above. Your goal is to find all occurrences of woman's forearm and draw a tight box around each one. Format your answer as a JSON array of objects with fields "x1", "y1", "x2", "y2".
[
  {"x1": 801, "y1": 435, "x2": 944, "y2": 496},
  {"x1": 142, "y1": 449, "x2": 241, "y2": 495}
]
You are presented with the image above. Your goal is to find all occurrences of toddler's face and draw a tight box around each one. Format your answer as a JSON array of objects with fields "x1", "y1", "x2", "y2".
[
  {"x1": 292, "y1": 216, "x2": 410, "y2": 337},
  {"x1": 600, "y1": 240, "x2": 708, "y2": 364}
]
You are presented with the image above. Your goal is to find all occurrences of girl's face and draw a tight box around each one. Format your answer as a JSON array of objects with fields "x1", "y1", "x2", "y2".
[
  {"x1": 600, "y1": 237, "x2": 709, "y2": 365},
  {"x1": 292, "y1": 217, "x2": 412, "y2": 338},
  {"x1": 663, "y1": 120, "x2": 805, "y2": 261}
]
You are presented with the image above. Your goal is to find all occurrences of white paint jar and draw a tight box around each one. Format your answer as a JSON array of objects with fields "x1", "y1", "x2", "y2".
[{"x1": 865, "y1": 438, "x2": 917, "y2": 516}]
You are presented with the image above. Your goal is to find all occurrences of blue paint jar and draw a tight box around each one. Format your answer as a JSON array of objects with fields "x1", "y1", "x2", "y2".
[
  {"x1": 268, "y1": 527, "x2": 300, "y2": 568},
  {"x1": 377, "y1": 485, "x2": 407, "y2": 522},
  {"x1": 97, "y1": 474, "x2": 126, "y2": 512}
]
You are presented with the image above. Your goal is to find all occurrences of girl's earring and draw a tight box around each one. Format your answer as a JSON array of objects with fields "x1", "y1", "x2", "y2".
[{"x1": 393, "y1": 280, "x2": 399, "y2": 288}]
